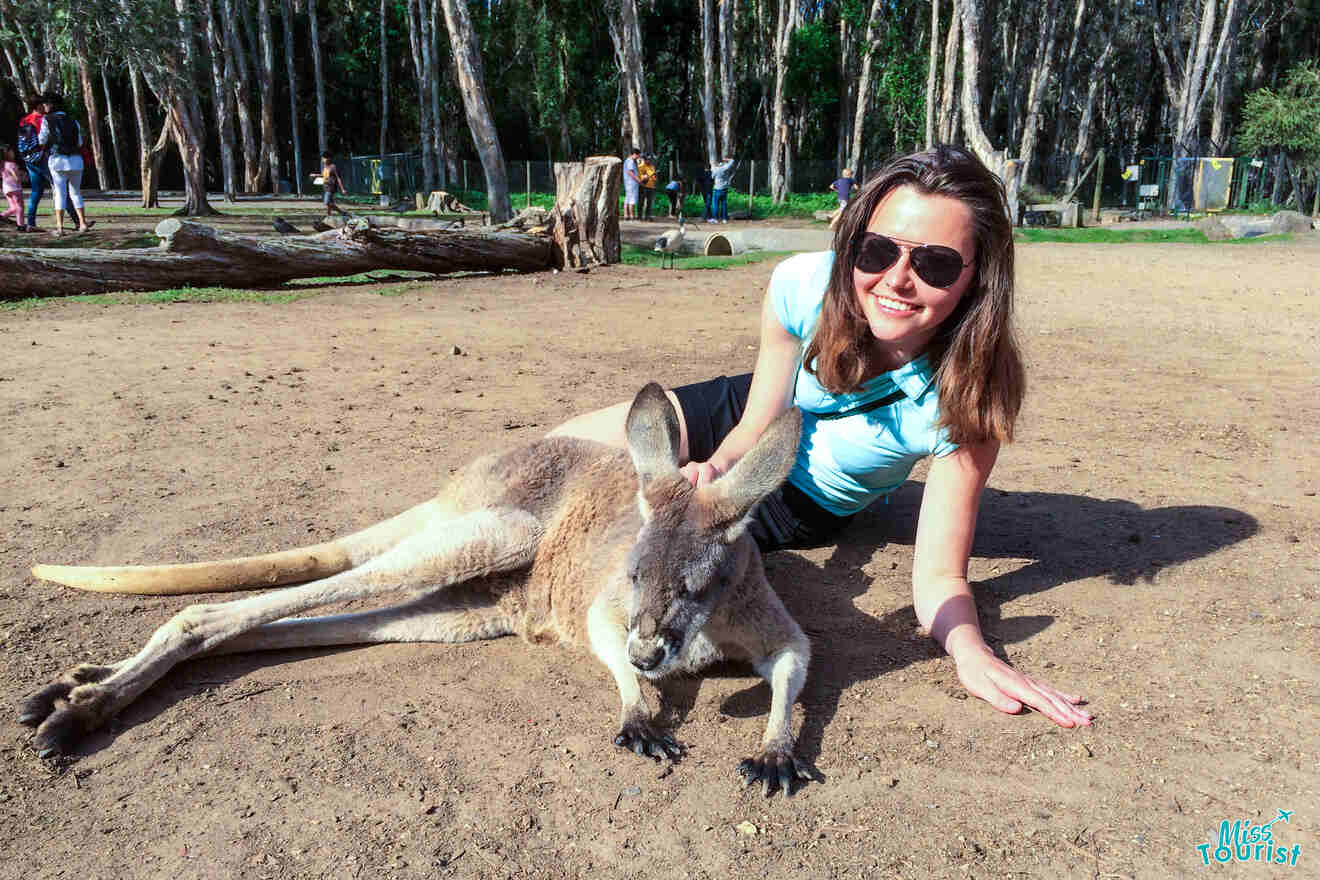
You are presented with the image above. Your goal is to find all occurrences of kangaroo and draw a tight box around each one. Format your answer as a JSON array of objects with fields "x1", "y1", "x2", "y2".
[{"x1": 20, "y1": 384, "x2": 812, "y2": 796}]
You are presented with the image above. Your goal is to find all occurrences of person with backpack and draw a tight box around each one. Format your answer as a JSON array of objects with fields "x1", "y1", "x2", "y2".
[
  {"x1": 16, "y1": 94, "x2": 50, "y2": 232},
  {"x1": 37, "y1": 95, "x2": 93, "y2": 236}
]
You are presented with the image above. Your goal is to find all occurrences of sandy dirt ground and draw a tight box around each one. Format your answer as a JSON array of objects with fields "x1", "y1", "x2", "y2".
[{"x1": 1, "y1": 224, "x2": 1317, "y2": 880}]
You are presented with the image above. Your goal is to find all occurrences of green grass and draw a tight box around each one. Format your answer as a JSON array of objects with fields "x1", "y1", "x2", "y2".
[
  {"x1": 1016, "y1": 226, "x2": 1294, "y2": 244},
  {"x1": 0, "y1": 273, "x2": 439, "y2": 311},
  {"x1": 620, "y1": 243, "x2": 796, "y2": 269},
  {"x1": 1015, "y1": 227, "x2": 1210, "y2": 244}
]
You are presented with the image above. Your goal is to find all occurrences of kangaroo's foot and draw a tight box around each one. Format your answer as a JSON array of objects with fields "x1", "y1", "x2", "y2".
[
  {"x1": 18, "y1": 663, "x2": 122, "y2": 758},
  {"x1": 613, "y1": 718, "x2": 684, "y2": 762},
  {"x1": 736, "y1": 741, "x2": 812, "y2": 798}
]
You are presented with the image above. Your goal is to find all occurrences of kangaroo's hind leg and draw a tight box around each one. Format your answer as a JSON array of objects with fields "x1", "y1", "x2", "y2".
[
  {"x1": 21, "y1": 508, "x2": 542, "y2": 757},
  {"x1": 213, "y1": 584, "x2": 524, "y2": 654}
]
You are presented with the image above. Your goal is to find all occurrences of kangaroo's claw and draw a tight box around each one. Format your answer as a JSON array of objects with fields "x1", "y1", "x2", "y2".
[
  {"x1": 613, "y1": 719, "x2": 684, "y2": 762},
  {"x1": 736, "y1": 747, "x2": 812, "y2": 797}
]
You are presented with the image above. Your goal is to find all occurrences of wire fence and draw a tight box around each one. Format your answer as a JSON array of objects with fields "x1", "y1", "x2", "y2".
[{"x1": 341, "y1": 151, "x2": 1313, "y2": 217}]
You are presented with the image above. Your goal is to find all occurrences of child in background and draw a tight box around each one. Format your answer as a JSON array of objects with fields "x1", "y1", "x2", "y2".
[
  {"x1": 2, "y1": 146, "x2": 23, "y2": 229},
  {"x1": 664, "y1": 174, "x2": 684, "y2": 218}
]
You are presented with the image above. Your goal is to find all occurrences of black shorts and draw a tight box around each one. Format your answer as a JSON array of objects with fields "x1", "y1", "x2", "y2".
[{"x1": 672, "y1": 374, "x2": 855, "y2": 553}]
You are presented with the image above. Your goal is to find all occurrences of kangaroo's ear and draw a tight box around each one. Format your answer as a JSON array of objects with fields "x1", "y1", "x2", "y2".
[
  {"x1": 625, "y1": 382, "x2": 681, "y2": 487},
  {"x1": 697, "y1": 407, "x2": 801, "y2": 526}
]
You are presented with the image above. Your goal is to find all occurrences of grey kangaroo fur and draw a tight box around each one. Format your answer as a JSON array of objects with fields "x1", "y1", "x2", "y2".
[{"x1": 21, "y1": 383, "x2": 813, "y2": 796}]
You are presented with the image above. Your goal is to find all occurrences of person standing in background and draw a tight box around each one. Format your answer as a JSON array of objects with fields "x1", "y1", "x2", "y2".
[
  {"x1": 320, "y1": 151, "x2": 347, "y2": 217},
  {"x1": 622, "y1": 147, "x2": 641, "y2": 220},
  {"x1": 16, "y1": 94, "x2": 49, "y2": 232},
  {"x1": 2, "y1": 145, "x2": 25, "y2": 228},
  {"x1": 829, "y1": 168, "x2": 856, "y2": 229},
  {"x1": 711, "y1": 156, "x2": 736, "y2": 224},
  {"x1": 637, "y1": 153, "x2": 657, "y2": 221},
  {"x1": 38, "y1": 95, "x2": 93, "y2": 236}
]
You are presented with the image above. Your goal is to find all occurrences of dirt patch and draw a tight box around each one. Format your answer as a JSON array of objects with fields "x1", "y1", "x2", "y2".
[{"x1": 1, "y1": 231, "x2": 1317, "y2": 879}]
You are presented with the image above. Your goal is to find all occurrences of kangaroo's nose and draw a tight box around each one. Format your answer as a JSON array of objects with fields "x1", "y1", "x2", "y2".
[{"x1": 631, "y1": 645, "x2": 665, "y2": 671}]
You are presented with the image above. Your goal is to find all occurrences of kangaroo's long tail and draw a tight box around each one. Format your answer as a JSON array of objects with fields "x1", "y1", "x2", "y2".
[
  {"x1": 31, "y1": 541, "x2": 354, "y2": 595},
  {"x1": 31, "y1": 496, "x2": 453, "y2": 595}
]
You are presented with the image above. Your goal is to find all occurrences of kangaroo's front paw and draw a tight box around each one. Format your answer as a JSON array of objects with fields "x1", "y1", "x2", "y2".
[
  {"x1": 19, "y1": 664, "x2": 119, "y2": 759},
  {"x1": 736, "y1": 745, "x2": 812, "y2": 798},
  {"x1": 613, "y1": 719, "x2": 684, "y2": 762}
]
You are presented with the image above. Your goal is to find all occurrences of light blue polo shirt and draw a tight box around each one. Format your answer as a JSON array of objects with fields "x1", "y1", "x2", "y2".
[{"x1": 770, "y1": 251, "x2": 958, "y2": 516}]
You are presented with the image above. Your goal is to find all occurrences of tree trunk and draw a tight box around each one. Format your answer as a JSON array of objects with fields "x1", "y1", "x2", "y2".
[
  {"x1": 280, "y1": 0, "x2": 304, "y2": 195},
  {"x1": 958, "y1": 0, "x2": 1018, "y2": 215},
  {"x1": 257, "y1": 0, "x2": 280, "y2": 191},
  {"x1": 938, "y1": 0, "x2": 960, "y2": 143},
  {"x1": 1064, "y1": 26, "x2": 1115, "y2": 195},
  {"x1": 406, "y1": 0, "x2": 436, "y2": 193},
  {"x1": 428, "y1": 0, "x2": 444, "y2": 190},
  {"x1": 205, "y1": 0, "x2": 239, "y2": 201},
  {"x1": 308, "y1": 0, "x2": 327, "y2": 153},
  {"x1": 700, "y1": 0, "x2": 719, "y2": 166},
  {"x1": 1208, "y1": 0, "x2": 1242, "y2": 153},
  {"x1": 130, "y1": 63, "x2": 154, "y2": 201},
  {"x1": 607, "y1": 0, "x2": 654, "y2": 153},
  {"x1": 1015, "y1": 0, "x2": 1062, "y2": 184},
  {"x1": 1156, "y1": 0, "x2": 1240, "y2": 157},
  {"x1": 438, "y1": 0, "x2": 512, "y2": 222},
  {"x1": 170, "y1": 0, "x2": 217, "y2": 216},
  {"x1": 1269, "y1": 150, "x2": 1285, "y2": 205},
  {"x1": 550, "y1": 156, "x2": 622, "y2": 269},
  {"x1": 75, "y1": 52, "x2": 107, "y2": 191},
  {"x1": 717, "y1": 0, "x2": 735, "y2": 159},
  {"x1": 768, "y1": 0, "x2": 800, "y2": 202},
  {"x1": 1050, "y1": 0, "x2": 1087, "y2": 173},
  {"x1": 925, "y1": 0, "x2": 939, "y2": 149},
  {"x1": 379, "y1": 0, "x2": 389, "y2": 156},
  {"x1": 221, "y1": 0, "x2": 261, "y2": 192},
  {"x1": 141, "y1": 114, "x2": 173, "y2": 211},
  {"x1": 848, "y1": 0, "x2": 886, "y2": 173},
  {"x1": 100, "y1": 63, "x2": 127, "y2": 190},
  {"x1": 0, "y1": 219, "x2": 557, "y2": 299}
]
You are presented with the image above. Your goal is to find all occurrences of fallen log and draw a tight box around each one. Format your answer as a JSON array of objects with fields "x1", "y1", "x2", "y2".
[
  {"x1": 1, "y1": 157, "x2": 621, "y2": 298},
  {"x1": 0, "y1": 218, "x2": 556, "y2": 298}
]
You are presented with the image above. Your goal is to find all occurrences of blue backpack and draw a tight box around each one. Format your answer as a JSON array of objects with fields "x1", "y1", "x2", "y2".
[{"x1": 16, "y1": 118, "x2": 43, "y2": 163}]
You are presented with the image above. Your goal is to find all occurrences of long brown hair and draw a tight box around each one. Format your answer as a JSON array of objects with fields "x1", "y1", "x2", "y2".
[{"x1": 802, "y1": 145, "x2": 1024, "y2": 445}]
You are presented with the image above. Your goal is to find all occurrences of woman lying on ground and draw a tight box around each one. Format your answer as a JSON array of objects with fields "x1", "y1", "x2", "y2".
[{"x1": 550, "y1": 145, "x2": 1091, "y2": 728}]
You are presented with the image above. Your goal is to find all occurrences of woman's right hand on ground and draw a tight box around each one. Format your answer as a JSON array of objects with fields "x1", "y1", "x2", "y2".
[{"x1": 680, "y1": 460, "x2": 723, "y2": 487}]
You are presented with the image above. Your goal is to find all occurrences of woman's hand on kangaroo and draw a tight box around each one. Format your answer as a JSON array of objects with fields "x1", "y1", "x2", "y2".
[{"x1": 680, "y1": 459, "x2": 724, "y2": 487}]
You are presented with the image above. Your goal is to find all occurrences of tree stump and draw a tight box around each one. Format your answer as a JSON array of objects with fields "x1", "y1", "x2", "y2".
[{"x1": 550, "y1": 156, "x2": 621, "y2": 269}]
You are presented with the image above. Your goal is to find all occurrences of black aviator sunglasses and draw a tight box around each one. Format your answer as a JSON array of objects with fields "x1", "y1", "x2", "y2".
[{"x1": 854, "y1": 231, "x2": 972, "y2": 289}]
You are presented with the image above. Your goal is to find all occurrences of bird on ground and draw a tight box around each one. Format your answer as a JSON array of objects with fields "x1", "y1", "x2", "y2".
[
  {"x1": 272, "y1": 217, "x2": 300, "y2": 234},
  {"x1": 654, "y1": 217, "x2": 686, "y2": 269}
]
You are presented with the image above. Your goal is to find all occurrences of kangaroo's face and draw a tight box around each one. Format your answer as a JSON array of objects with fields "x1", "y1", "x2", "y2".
[
  {"x1": 620, "y1": 383, "x2": 801, "y2": 680},
  {"x1": 624, "y1": 478, "x2": 752, "y2": 678}
]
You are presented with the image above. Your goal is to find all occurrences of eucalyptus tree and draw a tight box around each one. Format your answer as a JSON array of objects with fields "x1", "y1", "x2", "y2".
[
  {"x1": 307, "y1": 0, "x2": 327, "y2": 153},
  {"x1": 99, "y1": 61, "x2": 128, "y2": 189},
  {"x1": 1151, "y1": 0, "x2": 1242, "y2": 157},
  {"x1": 606, "y1": 0, "x2": 654, "y2": 152},
  {"x1": 279, "y1": 0, "x2": 304, "y2": 194},
  {"x1": 437, "y1": 0, "x2": 512, "y2": 221},
  {"x1": 204, "y1": 0, "x2": 239, "y2": 200}
]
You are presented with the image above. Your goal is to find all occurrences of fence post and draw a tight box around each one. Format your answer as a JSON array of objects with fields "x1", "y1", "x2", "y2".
[
  {"x1": 748, "y1": 160, "x2": 755, "y2": 220},
  {"x1": 1092, "y1": 148, "x2": 1105, "y2": 222}
]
